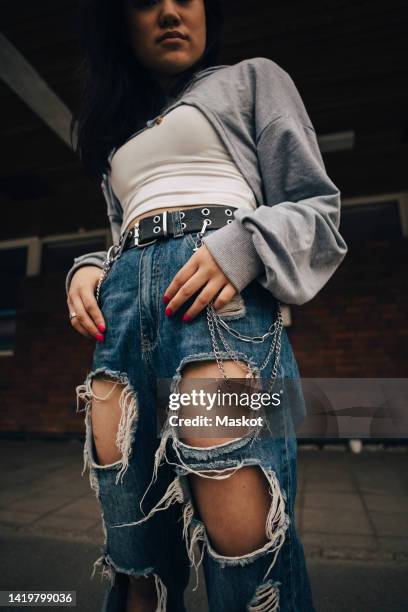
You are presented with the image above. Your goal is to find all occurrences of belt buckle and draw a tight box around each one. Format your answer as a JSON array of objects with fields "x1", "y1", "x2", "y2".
[{"x1": 133, "y1": 220, "x2": 158, "y2": 248}]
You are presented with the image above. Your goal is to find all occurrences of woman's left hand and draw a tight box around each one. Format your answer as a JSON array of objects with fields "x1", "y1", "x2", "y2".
[{"x1": 163, "y1": 244, "x2": 237, "y2": 321}]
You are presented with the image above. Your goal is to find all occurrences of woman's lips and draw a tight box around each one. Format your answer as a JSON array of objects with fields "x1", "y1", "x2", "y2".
[{"x1": 159, "y1": 36, "x2": 187, "y2": 44}]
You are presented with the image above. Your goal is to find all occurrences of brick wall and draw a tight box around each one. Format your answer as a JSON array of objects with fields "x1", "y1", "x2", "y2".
[
  {"x1": 288, "y1": 237, "x2": 408, "y2": 377},
  {"x1": 0, "y1": 272, "x2": 93, "y2": 436}
]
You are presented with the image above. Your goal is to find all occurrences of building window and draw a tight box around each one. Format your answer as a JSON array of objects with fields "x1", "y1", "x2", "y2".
[
  {"x1": 341, "y1": 200, "x2": 403, "y2": 244},
  {"x1": 0, "y1": 246, "x2": 28, "y2": 355},
  {"x1": 41, "y1": 235, "x2": 107, "y2": 275}
]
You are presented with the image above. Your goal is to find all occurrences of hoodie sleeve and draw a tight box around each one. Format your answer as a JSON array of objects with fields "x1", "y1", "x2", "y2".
[
  {"x1": 201, "y1": 104, "x2": 348, "y2": 306},
  {"x1": 65, "y1": 178, "x2": 123, "y2": 296}
]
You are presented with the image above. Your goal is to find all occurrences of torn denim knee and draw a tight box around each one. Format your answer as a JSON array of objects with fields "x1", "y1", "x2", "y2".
[
  {"x1": 176, "y1": 462, "x2": 290, "y2": 590},
  {"x1": 76, "y1": 367, "x2": 139, "y2": 486},
  {"x1": 110, "y1": 425, "x2": 290, "y2": 596},
  {"x1": 75, "y1": 367, "x2": 142, "y2": 602}
]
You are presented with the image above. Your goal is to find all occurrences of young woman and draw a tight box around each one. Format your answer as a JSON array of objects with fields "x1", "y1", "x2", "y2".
[{"x1": 66, "y1": 1, "x2": 347, "y2": 611}]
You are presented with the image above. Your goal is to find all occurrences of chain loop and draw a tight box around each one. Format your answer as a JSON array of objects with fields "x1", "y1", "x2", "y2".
[
  {"x1": 95, "y1": 244, "x2": 121, "y2": 304},
  {"x1": 192, "y1": 218, "x2": 211, "y2": 251},
  {"x1": 206, "y1": 300, "x2": 283, "y2": 395}
]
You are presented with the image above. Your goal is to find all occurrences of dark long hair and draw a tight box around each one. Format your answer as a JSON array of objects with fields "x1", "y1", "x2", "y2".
[{"x1": 71, "y1": 0, "x2": 224, "y2": 180}]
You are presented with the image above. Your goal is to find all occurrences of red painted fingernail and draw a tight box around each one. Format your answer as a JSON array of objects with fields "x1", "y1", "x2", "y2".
[
  {"x1": 97, "y1": 324, "x2": 106, "y2": 332},
  {"x1": 162, "y1": 295, "x2": 170, "y2": 305},
  {"x1": 182, "y1": 313, "x2": 190, "y2": 322},
  {"x1": 165, "y1": 307, "x2": 172, "y2": 317},
  {"x1": 95, "y1": 333, "x2": 104, "y2": 341}
]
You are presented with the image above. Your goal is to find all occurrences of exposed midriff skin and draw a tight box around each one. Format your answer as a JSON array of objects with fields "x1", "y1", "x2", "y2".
[{"x1": 124, "y1": 203, "x2": 218, "y2": 233}]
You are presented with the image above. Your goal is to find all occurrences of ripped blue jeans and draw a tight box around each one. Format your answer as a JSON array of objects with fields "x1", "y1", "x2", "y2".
[{"x1": 76, "y1": 222, "x2": 316, "y2": 612}]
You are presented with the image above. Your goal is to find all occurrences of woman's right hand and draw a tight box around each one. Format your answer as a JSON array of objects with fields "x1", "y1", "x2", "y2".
[{"x1": 67, "y1": 265, "x2": 107, "y2": 341}]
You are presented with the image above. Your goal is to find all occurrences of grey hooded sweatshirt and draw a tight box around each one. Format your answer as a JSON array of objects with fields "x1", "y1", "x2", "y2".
[{"x1": 65, "y1": 57, "x2": 348, "y2": 305}]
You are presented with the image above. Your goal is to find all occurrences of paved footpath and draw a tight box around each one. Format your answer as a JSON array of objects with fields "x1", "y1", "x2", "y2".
[{"x1": 0, "y1": 439, "x2": 407, "y2": 611}]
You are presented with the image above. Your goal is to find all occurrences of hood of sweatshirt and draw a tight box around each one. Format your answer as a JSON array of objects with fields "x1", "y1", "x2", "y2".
[
  {"x1": 193, "y1": 63, "x2": 230, "y2": 81},
  {"x1": 164, "y1": 63, "x2": 230, "y2": 105}
]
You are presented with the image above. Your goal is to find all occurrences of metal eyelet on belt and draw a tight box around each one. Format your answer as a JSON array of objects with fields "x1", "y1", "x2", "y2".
[
  {"x1": 205, "y1": 218, "x2": 212, "y2": 225},
  {"x1": 226, "y1": 219, "x2": 233, "y2": 224},
  {"x1": 153, "y1": 215, "x2": 161, "y2": 223},
  {"x1": 180, "y1": 211, "x2": 186, "y2": 219},
  {"x1": 225, "y1": 209, "x2": 233, "y2": 216},
  {"x1": 201, "y1": 208, "x2": 210, "y2": 215},
  {"x1": 153, "y1": 225, "x2": 161, "y2": 233},
  {"x1": 181, "y1": 222, "x2": 187, "y2": 229}
]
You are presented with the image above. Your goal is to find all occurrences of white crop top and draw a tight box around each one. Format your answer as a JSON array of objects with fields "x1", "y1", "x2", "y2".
[{"x1": 110, "y1": 104, "x2": 257, "y2": 234}]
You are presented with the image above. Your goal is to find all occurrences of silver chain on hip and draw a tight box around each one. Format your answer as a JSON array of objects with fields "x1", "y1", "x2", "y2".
[
  {"x1": 95, "y1": 267, "x2": 107, "y2": 304},
  {"x1": 95, "y1": 242, "x2": 123, "y2": 304},
  {"x1": 206, "y1": 301, "x2": 283, "y2": 395},
  {"x1": 193, "y1": 228, "x2": 284, "y2": 396}
]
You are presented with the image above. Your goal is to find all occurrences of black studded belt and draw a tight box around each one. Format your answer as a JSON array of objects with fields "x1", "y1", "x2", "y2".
[{"x1": 120, "y1": 205, "x2": 236, "y2": 251}]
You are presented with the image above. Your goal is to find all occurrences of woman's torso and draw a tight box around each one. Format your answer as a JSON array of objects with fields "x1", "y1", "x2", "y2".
[{"x1": 109, "y1": 104, "x2": 257, "y2": 234}]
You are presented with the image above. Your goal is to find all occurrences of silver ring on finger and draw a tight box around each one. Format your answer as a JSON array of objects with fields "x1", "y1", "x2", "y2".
[{"x1": 69, "y1": 312, "x2": 78, "y2": 321}]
